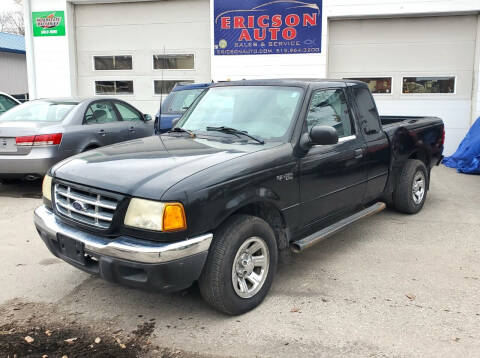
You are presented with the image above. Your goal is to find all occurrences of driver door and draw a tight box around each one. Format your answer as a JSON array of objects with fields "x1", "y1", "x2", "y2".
[{"x1": 298, "y1": 88, "x2": 368, "y2": 229}]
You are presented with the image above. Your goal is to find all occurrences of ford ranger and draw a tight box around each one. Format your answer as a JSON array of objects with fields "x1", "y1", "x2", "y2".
[{"x1": 34, "y1": 79, "x2": 444, "y2": 315}]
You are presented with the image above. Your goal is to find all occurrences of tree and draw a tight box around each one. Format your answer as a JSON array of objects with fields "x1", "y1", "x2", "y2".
[{"x1": 0, "y1": 0, "x2": 24, "y2": 35}]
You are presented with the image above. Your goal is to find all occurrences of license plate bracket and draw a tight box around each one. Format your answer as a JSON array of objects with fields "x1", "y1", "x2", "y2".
[
  {"x1": 0, "y1": 137, "x2": 17, "y2": 153},
  {"x1": 57, "y1": 234, "x2": 85, "y2": 265}
]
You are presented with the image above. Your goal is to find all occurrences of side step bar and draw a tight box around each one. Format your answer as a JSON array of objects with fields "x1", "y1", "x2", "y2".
[{"x1": 290, "y1": 202, "x2": 386, "y2": 253}]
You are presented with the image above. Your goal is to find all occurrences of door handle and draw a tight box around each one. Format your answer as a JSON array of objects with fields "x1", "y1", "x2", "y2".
[
  {"x1": 354, "y1": 148, "x2": 364, "y2": 159},
  {"x1": 98, "y1": 129, "x2": 107, "y2": 136},
  {"x1": 129, "y1": 126, "x2": 135, "y2": 132}
]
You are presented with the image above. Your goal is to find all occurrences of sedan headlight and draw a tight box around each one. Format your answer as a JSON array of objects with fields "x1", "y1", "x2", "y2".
[
  {"x1": 42, "y1": 175, "x2": 52, "y2": 201},
  {"x1": 124, "y1": 198, "x2": 187, "y2": 232}
]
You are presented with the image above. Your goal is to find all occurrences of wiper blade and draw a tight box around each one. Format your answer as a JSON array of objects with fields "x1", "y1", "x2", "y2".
[
  {"x1": 168, "y1": 127, "x2": 196, "y2": 138},
  {"x1": 206, "y1": 126, "x2": 264, "y2": 144}
]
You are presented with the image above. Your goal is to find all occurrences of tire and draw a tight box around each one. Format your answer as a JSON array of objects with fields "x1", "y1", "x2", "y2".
[
  {"x1": 199, "y1": 214, "x2": 278, "y2": 315},
  {"x1": 393, "y1": 159, "x2": 428, "y2": 214}
]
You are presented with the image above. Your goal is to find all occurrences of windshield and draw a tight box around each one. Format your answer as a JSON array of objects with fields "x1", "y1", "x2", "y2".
[
  {"x1": 179, "y1": 86, "x2": 303, "y2": 140},
  {"x1": 0, "y1": 101, "x2": 76, "y2": 122},
  {"x1": 165, "y1": 88, "x2": 205, "y2": 114}
]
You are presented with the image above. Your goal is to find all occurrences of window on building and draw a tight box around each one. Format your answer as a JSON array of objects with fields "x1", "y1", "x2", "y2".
[
  {"x1": 306, "y1": 89, "x2": 354, "y2": 138},
  {"x1": 154, "y1": 80, "x2": 194, "y2": 95},
  {"x1": 346, "y1": 77, "x2": 392, "y2": 94},
  {"x1": 95, "y1": 81, "x2": 134, "y2": 95},
  {"x1": 153, "y1": 54, "x2": 194, "y2": 69},
  {"x1": 402, "y1": 77, "x2": 455, "y2": 94},
  {"x1": 94, "y1": 56, "x2": 132, "y2": 70}
]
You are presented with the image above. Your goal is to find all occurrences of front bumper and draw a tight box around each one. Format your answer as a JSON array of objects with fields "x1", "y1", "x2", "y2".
[{"x1": 34, "y1": 205, "x2": 213, "y2": 292}]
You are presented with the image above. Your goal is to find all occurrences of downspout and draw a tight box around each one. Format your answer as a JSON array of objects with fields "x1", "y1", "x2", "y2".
[{"x1": 23, "y1": 0, "x2": 37, "y2": 99}]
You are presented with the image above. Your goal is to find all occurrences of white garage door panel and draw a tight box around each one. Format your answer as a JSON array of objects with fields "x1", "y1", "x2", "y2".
[
  {"x1": 329, "y1": 42, "x2": 475, "y2": 75},
  {"x1": 75, "y1": 0, "x2": 208, "y2": 27},
  {"x1": 75, "y1": 0, "x2": 210, "y2": 116},
  {"x1": 330, "y1": 16, "x2": 477, "y2": 44},
  {"x1": 328, "y1": 15, "x2": 477, "y2": 155}
]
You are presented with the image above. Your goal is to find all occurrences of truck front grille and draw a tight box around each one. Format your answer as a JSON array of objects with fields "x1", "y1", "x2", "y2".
[{"x1": 54, "y1": 183, "x2": 118, "y2": 229}]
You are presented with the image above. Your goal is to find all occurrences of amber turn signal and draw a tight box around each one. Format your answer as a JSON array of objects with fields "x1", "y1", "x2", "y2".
[{"x1": 162, "y1": 203, "x2": 187, "y2": 231}]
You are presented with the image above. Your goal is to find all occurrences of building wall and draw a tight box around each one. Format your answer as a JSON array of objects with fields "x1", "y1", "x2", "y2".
[
  {"x1": 74, "y1": 0, "x2": 210, "y2": 115},
  {"x1": 0, "y1": 52, "x2": 28, "y2": 95}
]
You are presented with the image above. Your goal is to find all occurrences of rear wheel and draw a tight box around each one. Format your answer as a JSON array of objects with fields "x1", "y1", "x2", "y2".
[
  {"x1": 199, "y1": 215, "x2": 277, "y2": 315},
  {"x1": 393, "y1": 159, "x2": 428, "y2": 214}
]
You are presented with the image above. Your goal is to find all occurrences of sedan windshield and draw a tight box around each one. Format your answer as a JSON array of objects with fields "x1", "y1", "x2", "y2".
[
  {"x1": 179, "y1": 86, "x2": 303, "y2": 140},
  {"x1": 0, "y1": 101, "x2": 76, "y2": 122}
]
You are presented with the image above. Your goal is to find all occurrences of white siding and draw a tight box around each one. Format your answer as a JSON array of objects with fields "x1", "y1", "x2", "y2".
[{"x1": 0, "y1": 52, "x2": 28, "y2": 94}]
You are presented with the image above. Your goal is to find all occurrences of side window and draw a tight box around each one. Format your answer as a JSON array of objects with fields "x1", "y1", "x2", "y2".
[
  {"x1": 352, "y1": 87, "x2": 381, "y2": 135},
  {"x1": 306, "y1": 89, "x2": 354, "y2": 138},
  {"x1": 0, "y1": 95, "x2": 18, "y2": 113},
  {"x1": 84, "y1": 101, "x2": 119, "y2": 124},
  {"x1": 114, "y1": 102, "x2": 142, "y2": 121}
]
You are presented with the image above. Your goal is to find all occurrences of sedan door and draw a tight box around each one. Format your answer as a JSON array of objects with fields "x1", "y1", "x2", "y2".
[
  {"x1": 83, "y1": 100, "x2": 127, "y2": 145},
  {"x1": 113, "y1": 101, "x2": 152, "y2": 139},
  {"x1": 298, "y1": 88, "x2": 368, "y2": 230}
]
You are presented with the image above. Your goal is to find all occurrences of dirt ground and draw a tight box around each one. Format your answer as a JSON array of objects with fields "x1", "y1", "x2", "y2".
[{"x1": 0, "y1": 165, "x2": 479, "y2": 357}]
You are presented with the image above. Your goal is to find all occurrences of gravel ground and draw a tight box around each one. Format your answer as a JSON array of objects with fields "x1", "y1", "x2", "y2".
[{"x1": 0, "y1": 165, "x2": 479, "y2": 357}]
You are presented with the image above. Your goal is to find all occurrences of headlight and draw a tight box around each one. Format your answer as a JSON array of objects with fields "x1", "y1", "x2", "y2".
[
  {"x1": 124, "y1": 198, "x2": 187, "y2": 232},
  {"x1": 42, "y1": 175, "x2": 52, "y2": 201}
]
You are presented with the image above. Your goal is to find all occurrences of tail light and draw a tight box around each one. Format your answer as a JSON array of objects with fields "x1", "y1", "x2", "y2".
[
  {"x1": 440, "y1": 128, "x2": 445, "y2": 147},
  {"x1": 16, "y1": 133, "x2": 62, "y2": 146}
]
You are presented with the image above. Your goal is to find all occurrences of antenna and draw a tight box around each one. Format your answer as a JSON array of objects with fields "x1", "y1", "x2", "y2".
[{"x1": 157, "y1": 45, "x2": 166, "y2": 134}]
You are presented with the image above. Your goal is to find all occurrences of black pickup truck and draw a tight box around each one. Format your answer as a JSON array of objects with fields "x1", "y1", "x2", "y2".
[{"x1": 34, "y1": 79, "x2": 444, "y2": 315}]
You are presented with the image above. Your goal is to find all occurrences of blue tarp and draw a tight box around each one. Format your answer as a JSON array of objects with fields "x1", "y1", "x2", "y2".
[{"x1": 443, "y1": 117, "x2": 480, "y2": 174}]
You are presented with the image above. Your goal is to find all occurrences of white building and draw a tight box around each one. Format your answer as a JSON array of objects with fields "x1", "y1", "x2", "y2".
[{"x1": 24, "y1": 0, "x2": 480, "y2": 155}]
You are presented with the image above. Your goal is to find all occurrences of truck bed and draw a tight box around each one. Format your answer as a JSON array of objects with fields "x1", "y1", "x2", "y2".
[{"x1": 380, "y1": 115, "x2": 443, "y2": 135}]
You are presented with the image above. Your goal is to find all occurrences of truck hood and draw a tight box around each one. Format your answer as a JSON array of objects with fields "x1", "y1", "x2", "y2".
[{"x1": 52, "y1": 135, "x2": 271, "y2": 199}]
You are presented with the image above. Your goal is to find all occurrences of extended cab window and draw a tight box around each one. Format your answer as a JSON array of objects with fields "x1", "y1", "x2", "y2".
[
  {"x1": 352, "y1": 87, "x2": 381, "y2": 135},
  {"x1": 85, "y1": 102, "x2": 119, "y2": 124},
  {"x1": 306, "y1": 89, "x2": 354, "y2": 138}
]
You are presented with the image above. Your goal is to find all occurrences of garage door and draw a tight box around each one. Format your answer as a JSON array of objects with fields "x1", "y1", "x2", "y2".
[
  {"x1": 328, "y1": 15, "x2": 477, "y2": 155},
  {"x1": 75, "y1": 0, "x2": 211, "y2": 116}
]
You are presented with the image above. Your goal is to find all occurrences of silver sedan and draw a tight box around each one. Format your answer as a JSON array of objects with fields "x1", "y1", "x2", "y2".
[{"x1": 0, "y1": 97, "x2": 153, "y2": 180}]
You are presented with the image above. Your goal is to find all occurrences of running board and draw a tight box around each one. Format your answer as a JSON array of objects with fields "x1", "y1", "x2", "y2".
[{"x1": 290, "y1": 202, "x2": 386, "y2": 253}]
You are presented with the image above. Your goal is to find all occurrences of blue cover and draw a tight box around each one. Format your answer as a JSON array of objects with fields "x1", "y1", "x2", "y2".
[{"x1": 443, "y1": 117, "x2": 480, "y2": 174}]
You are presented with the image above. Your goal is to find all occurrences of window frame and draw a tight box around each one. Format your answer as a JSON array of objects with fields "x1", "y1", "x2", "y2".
[
  {"x1": 153, "y1": 80, "x2": 195, "y2": 96},
  {"x1": 152, "y1": 53, "x2": 196, "y2": 71},
  {"x1": 83, "y1": 100, "x2": 121, "y2": 125},
  {"x1": 343, "y1": 77, "x2": 393, "y2": 95},
  {"x1": 304, "y1": 87, "x2": 357, "y2": 142},
  {"x1": 400, "y1": 75, "x2": 457, "y2": 96},
  {"x1": 93, "y1": 80, "x2": 134, "y2": 96},
  {"x1": 92, "y1": 55, "x2": 134, "y2": 72}
]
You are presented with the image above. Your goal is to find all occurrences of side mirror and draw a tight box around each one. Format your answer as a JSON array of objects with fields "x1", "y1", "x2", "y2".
[
  {"x1": 143, "y1": 113, "x2": 152, "y2": 121},
  {"x1": 171, "y1": 117, "x2": 180, "y2": 128},
  {"x1": 300, "y1": 125, "x2": 338, "y2": 150}
]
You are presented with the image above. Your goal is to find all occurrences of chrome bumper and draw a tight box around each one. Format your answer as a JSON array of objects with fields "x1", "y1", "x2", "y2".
[{"x1": 34, "y1": 205, "x2": 213, "y2": 264}]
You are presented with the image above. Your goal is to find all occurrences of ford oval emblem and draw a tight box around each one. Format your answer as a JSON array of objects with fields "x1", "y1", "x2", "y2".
[{"x1": 72, "y1": 200, "x2": 87, "y2": 212}]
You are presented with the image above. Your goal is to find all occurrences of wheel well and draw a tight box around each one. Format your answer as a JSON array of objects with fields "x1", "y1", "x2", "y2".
[
  {"x1": 408, "y1": 149, "x2": 429, "y2": 167},
  {"x1": 233, "y1": 202, "x2": 289, "y2": 250},
  {"x1": 82, "y1": 144, "x2": 99, "y2": 152}
]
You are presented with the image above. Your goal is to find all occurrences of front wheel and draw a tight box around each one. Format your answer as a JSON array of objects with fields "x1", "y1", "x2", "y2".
[
  {"x1": 199, "y1": 215, "x2": 278, "y2": 315},
  {"x1": 393, "y1": 159, "x2": 428, "y2": 214}
]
